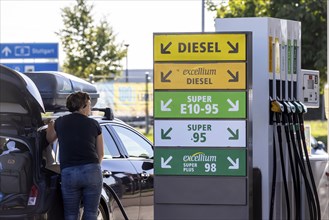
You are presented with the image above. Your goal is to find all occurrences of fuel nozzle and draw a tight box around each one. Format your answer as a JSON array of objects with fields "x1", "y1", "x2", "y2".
[
  {"x1": 281, "y1": 100, "x2": 295, "y2": 115},
  {"x1": 271, "y1": 99, "x2": 284, "y2": 113},
  {"x1": 270, "y1": 99, "x2": 284, "y2": 125},
  {"x1": 295, "y1": 101, "x2": 308, "y2": 129},
  {"x1": 291, "y1": 100, "x2": 303, "y2": 114},
  {"x1": 290, "y1": 100, "x2": 303, "y2": 130},
  {"x1": 296, "y1": 101, "x2": 307, "y2": 114}
]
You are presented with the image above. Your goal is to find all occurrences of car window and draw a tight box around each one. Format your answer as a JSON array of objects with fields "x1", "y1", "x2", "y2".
[
  {"x1": 101, "y1": 126, "x2": 120, "y2": 158},
  {"x1": 112, "y1": 125, "x2": 153, "y2": 159},
  {"x1": 42, "y1": 126, "x2": 121, "y2": 165}
]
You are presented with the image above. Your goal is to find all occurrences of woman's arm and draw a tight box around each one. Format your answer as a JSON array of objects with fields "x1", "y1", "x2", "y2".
[
  {"x1": 46, "y1": 120, "x2": 57, "y2": 143},
  {"x1": 96, "y1": 134, "x2": 104, "y2": 163}
]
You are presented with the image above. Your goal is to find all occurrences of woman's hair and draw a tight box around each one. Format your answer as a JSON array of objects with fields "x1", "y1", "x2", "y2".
[{"x1": 66, "y1": 91, "x2": 90, "y2": 112}]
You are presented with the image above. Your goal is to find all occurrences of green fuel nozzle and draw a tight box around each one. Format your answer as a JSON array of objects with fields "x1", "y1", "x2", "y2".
[
  {"x1": 291, "y1": 101, "x2": 303, "y2": 114},
  {"x1": 296, "y1": 101, "x2": 307, "y2": 114}
]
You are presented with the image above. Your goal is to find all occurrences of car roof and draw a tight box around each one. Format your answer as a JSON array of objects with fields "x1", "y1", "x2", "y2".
[{"x1": 43, "y1": 110, "x2": 126, "y2": 126}]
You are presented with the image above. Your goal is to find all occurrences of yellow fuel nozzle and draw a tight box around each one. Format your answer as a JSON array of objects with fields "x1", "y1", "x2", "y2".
[{"x1": 271, "y1": 100, "x2": 284, "y2": 113}]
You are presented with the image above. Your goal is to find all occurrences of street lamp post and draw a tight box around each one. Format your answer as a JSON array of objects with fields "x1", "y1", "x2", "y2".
[
  {"x1": 201, "y1": 0, "x2": 205, "y2": 32},
  {"x1": 145, "y1": 71, "x2": 150, "y2": 134},
  {"x1": 124, "y1": 44, "x2": 129, "y2": 82}
]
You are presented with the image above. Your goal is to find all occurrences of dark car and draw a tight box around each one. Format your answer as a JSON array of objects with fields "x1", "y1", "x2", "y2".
[
  {"x1": 0, "y1": 65, "x2": 154, "y2": 220},
  {"x1": 310, "y1": 135, "x2": 327, "y2": 155}
]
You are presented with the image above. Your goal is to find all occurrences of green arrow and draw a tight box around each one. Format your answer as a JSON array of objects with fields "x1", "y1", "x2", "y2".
[
  {"x1": 161, "y1": 127, "x2": 172, "y2": 139},
  {"x1": 227, "y1": 128, "x2": 239, "y2": 140}
]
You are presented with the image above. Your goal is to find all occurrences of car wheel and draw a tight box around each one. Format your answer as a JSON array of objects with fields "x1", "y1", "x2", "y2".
[{"x1": 97, "y1": 203, "x2": 108, "y2": 220}]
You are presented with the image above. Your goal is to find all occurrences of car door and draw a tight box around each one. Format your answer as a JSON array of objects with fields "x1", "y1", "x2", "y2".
[
  {"x1": 110, "y1": 124, "x2": 154, "y2": 220},
  {"x1": 101, "y1": 124, "x2": 141, "y2": 220}
]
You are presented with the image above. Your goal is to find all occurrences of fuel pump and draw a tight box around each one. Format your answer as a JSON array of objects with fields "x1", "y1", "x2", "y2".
[{"x1": 215, "y1": 17, "x2": 327, "y2": 220}]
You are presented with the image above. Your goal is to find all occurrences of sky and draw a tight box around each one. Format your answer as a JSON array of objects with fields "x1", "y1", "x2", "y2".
[{"x1": 0, "y1": 0, "x2": 217, "y2": 69}]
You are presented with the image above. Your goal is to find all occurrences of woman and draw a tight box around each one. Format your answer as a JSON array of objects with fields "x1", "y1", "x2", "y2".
[{"x1": 46, "y1": 91, "x2": 104, "y2": 220}]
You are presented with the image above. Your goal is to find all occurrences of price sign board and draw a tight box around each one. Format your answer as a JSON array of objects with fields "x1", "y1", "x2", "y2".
[
  {"x1": 154, "y1": 62, "x2": 246, "y2": 90},
  {"x1": 154, "y1": 91, "x2": 246, "y2": 119},
  {"x1": 154, "y1": 33, "x2": 246, "y2": 61},
  {"x1": 154, "y1": 148, "x2": 246, "y2": 176},
  {"x1": 154, "y1": 120, "x2": 246, "y2": 147},
  {"x1": 153, "y1": 31, "x2": 251, "y2": 220}
]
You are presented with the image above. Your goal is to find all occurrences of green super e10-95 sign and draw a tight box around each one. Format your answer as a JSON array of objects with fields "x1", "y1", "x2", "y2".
[{"x1": 154, "y1": 91, "x2": 246, "y2": 119}]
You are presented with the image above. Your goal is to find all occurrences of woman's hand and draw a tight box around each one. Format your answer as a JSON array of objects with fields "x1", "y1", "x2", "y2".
[
  {"x1": 96, "y1": 134, "x2": 104, "y2": 163},
  {"x1": 46, "y1": 120, "x2": 57, "y2": 143}
]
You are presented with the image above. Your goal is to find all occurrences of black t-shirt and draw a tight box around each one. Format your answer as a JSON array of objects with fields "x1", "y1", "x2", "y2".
[{"x1": 54, "y1": 113, "x2": 102, "y2": 170}]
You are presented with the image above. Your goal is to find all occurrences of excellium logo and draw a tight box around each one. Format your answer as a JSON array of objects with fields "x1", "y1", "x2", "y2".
[{"x1": 183, "y1": 152, "x2": 216, "y2": 162}]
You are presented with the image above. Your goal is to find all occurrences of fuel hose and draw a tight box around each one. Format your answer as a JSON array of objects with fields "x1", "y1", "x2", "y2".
[
  {"x1": 270, "y1": 100, "x2": 291, "y2": 220},
  {"x1": 295, "y1": 101, "x2": 321, "y2": 220},
  {"x1": 102, "y1": 183, "x2": 129, "y2": 220},
  {"x1": 280, "y1": 101, "x2": 300, "y2": 220},
  {"x1": 269, "y1": 111, "x2": 278, "y2": 220}
]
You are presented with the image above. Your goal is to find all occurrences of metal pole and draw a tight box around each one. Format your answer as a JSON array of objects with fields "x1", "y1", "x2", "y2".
[
  {"x1": 201, "y1": 0, "x2": 205, "y2": 32},
  {"x1": 324, "y1": 2, "x2": 329, "y2": 152},
  {"x1": 124, "y1": 44, "x2": 129, "y2": 82},
  {"x1": 145, "y1": 71, "x2": 150, "y2": 134}
]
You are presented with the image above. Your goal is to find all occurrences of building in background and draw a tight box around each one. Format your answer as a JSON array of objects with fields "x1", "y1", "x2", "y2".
[{"x1": 94, "y1": 69, "x2": 153, "y2": 127}]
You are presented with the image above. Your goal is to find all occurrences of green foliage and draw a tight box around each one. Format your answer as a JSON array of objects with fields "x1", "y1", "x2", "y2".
[
  {"x1": 207, "y1": 0, "x2": 327, "y2": 93},
  {"x1": 56, "y1": 0, "x2": 126, "y2": 79},
  {"x1": 306, "y1": 120, "x2": 328, "y2": 137},
  {"x1": 305, "y1": 120, "x2": 328, "y2": 146}
]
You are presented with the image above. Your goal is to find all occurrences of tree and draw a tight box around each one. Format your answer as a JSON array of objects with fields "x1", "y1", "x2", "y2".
[
  {"x1": 207, "y1": 0, "x2": 327, "y2": 92},
  {"x1": 56, "y1": 0, "x2": 126, "y2": 79}
]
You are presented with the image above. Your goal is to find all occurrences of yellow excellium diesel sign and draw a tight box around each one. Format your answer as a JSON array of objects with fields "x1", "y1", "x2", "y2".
[
  {"x1": 154, "y1": 33, "x2": 246, "y2": 61},
  {"x1": 154, "y1": 62, "x2": 246, "y2": 89}
]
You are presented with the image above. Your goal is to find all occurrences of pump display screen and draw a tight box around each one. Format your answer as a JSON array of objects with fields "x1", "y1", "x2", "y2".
[
  {"x1": 302, "y1": 72, "x2": 319, "y2": 106},
  {"x1": 307, "y1": 77, "x2": 314, "y2": 89}
]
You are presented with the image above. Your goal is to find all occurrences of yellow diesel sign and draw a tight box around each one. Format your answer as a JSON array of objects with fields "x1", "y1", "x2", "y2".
[
  {"x1": 154, "y1": 63, "x2": 246, "y2": 90},
  {"x1": 154, "y1": 33, "x2": 246, "y2": 61}
]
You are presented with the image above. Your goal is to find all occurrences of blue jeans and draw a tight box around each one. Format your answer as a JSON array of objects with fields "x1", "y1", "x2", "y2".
[{"x1": 61, "y1": 163, "x2": 102, "y2": 220}]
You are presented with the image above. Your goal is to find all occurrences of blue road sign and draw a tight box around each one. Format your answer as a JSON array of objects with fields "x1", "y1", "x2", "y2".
[
  {"x1": 0, "y1": 43, "x2": 58, "y2": 59},
  {"x1": 1, "y1": 63, "x2": 58, "y2": 72}
]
